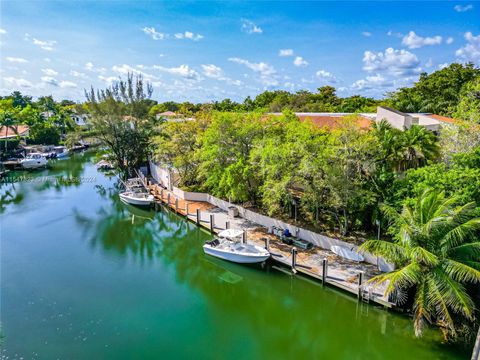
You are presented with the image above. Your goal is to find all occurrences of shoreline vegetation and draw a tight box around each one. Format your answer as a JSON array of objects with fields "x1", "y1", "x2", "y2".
[{"x1": 2, "y1": 63, "x2": 480, "y2": 350}]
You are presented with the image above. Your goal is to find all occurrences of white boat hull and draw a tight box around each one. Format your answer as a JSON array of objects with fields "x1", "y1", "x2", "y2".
[
  {"x1": 203, "y1": 243, "x2": 270, "y2": 264},
  {"x1": 21, "y1": 159, "x2": 47, "y2": 169},
  {"x1": 119, "y1": 192, "x2": 154, "y2": 207}
]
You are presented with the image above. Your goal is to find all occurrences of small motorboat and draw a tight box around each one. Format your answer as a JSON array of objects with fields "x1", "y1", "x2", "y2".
[
  {"x1": 330, "y1": 245, "x2": 364, "y2": 262},
  {"x1": 20, "y1": 153, "x2": 48, "y2": 169},
  {"x1": 203, "y1": 229, "x2": 270, "y2": 264},
  {"x1": 53, "y1": 146, "x2": 69, "y2": 159},
  {"x1": 96, "y1": 160, "x2": 114, "y2": 170},
  {"x1": 119, "y1": 191, "x2": 154, "y2": 207}
]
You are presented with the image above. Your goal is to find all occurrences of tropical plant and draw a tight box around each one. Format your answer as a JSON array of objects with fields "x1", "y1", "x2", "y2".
[{"x1": 360, "y1": 189, "x2": 480, "y2": 341}]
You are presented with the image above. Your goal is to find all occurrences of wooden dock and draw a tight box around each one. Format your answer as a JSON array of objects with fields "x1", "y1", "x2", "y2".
[{"x1": 140, "y1": 175, "x2": 395, "y2": 309}]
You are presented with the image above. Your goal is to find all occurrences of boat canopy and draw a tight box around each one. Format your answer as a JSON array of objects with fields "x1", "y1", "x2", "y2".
[{"x1": 218, "y1": 229, "x2": 244, "y2": 239}]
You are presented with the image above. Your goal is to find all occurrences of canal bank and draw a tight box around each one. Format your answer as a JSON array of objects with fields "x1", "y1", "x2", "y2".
[{"x1": 0, "y1": 153, "x2": 469, "y2": 359}]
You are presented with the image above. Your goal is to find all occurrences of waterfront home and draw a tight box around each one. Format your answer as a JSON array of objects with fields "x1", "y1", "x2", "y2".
[{"x1": 0, "y1": 124, "x2": 30, "y2": 140}]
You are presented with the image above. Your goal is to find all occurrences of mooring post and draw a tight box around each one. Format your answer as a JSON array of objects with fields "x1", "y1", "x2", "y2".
[
  {"x1": 264, "y1": 237, "x2": 270, "y2": 251},
  {"x1": 167, "y1": 193, "x2": 171, "y2": 205},
  {"x1": 175, "y1": 198, "x2": 179, "y2": 212},
  {"x1": 186, "y1": 203, "x2": 189, "y2": 216},
  {"x1": 196, "y1": 209, "x2": 200, "y2": 225},
  {"x1": 242, "y1": 231, "x2": 247, "y2": 244},
  {"x1": 225, "y1": 221, "x2": 230, "y2": 229},
  {"x1": 291, "y1": 247, "x2": 297, "y2": 272},
  {"x1": 358, "y1": 272, "x2": 364, "y2": 299},
  {"x1": 322, "y1": 258, "x2": 328, "y2": 284},
  {"x1": 160, "y1": 189, "x2": 164, "y2": 201},
  {"x1": 210, "y1": 214, "x2": 214, "y2": 233}
]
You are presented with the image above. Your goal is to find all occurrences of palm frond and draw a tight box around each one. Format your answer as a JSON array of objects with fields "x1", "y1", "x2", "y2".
[
  {"x1": 441, "y1": 258, "x2": 480, "y2": 284},
  {"x1": 359, "y1": 240, "x2": 407, "y2": 264},
  {"x1": 441, "y1": 218, "x2": 480, "y2": 252},
  {"x1": 410, "y1": 246, "x2": 439, "y2": 267},
  {"x1": 366, "y1": 262, "x2": 420, "y2": 294}
]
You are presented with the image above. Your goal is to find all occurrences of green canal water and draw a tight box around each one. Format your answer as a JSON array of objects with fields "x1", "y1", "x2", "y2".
[{"x1": 0, "y1": 153, "x2": 469, "y2": 359}]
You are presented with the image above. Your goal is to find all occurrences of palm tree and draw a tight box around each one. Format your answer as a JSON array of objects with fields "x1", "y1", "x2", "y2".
[
  {"x1": 399, "y1": 125, "x2": 440, "y2": 171},
  {"x1": 360, "y1": 189, "x2": 480, "y2": 340},
  {"x1": 0, "y1": 111, "x2": 18, "y2": 153}
]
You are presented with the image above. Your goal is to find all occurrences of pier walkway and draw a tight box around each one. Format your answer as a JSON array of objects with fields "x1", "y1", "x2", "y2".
[{"x1": 143, "y1": 178, "x2": 394, "y2": 308}]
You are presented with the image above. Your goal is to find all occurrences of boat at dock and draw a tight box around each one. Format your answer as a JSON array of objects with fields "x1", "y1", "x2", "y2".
[
  {"x1": 20, "y1": 153, "x2": 48, "y2": 169},
  {"x1": 119, "y1": 191, "x2": 154, "y2": 207},
  {"x1": 330, "y1": 245, "x2": 364, "y2": 262},
  {"x1": 53, "y1": 146, "x2": 69, "y2": 159},
  {"x1": 203, "y1": 229, "x2": 271, "y2": 264}
]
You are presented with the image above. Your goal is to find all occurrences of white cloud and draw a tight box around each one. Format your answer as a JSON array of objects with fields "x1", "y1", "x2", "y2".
[
  {"x1": 0, "y1": 28, "x2": 6, "y2": 35},
  {"x1": 41, "y1": 76, "x2": 58, "y2": 86},
  {"x1": 2, "y1": 77, "x2": 33, "y2": 88},
  {"x1": 293, "y1": 56, "x2": 308, "y2": 67},
  {"x1": 362, "y1": 31, "x2": 372, "y2": 37},
  {"x1": 25, "y1": 33, "x2": 56, "y2": 51},
  {"x1": 174, "y1": 31, "x2": 204, "y2": 41},
  {"x1": 44, "y1": 57, "x2": 51, "y2": 62},
  {"x1": 454, "y1": 4, "x2": 473, "y2": 12},
  {"x1": 363, "y1": 47, "x2": 421, "y2": 76},
  {"x1": 70, "y1": 70, "x2": 88, "y2": 79},
  {"x1": 352, "y1": 74, "x2": 393, "y2": 90},
  {"x1": 98, "y1": 75, "x2": 118, "y2": 84},
  {"x1": 425, "y1": 58, "x2": 434, "y2": 68},
  {"x1": 201, "y1": 64, "x2": 223, "y2": 79},
  {"x1": 387, "y1": 30, "x2": 403, "y2": 38},
  {"x1": 455, "y1": 32, "x2": 480, "y2": 62},
  {"x1": 438, "y1": 63, "x2": 449, "y2": 70},
  {"x1": 6, "y1": 57, "x2": 28, "y2": 63},
  {"x1": 316, "y1": 70, "x2": 336, "y2": 83},
  {"x1": 446, "y1": 37, "x2": 454, "y2": 44},
  {"x1": 59, "y1": 80, "x2": 77, "y2": 88},
  {"x1": 228, "y1": 57, "x2": 278, "y2": 86},
  {"x1": 402, "y1": 31, "x2": 442, "y2": 49},
  {"x1": 41, "y1": 68, "x2": 58, "y2": 76},
  {"x1": 154, "y1": 64, "x2": 199, "y2": 80},
  {"x1": 84, "y1": 62, "x2": 106, "y2": 74},
  {"x1": 279, "y1": 49, "x2": 294, "y2": 57},
  {"x1": 142, "y1": 27, "x2": 167, "y2": 40},
  {"x1": 241, "y1": 19, "x2": 262, "y2": 34}
]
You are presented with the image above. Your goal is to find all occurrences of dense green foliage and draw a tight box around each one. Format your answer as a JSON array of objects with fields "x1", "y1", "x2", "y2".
[{"x1": 361, "y1": 189, "x2": 480, "y2": 341}]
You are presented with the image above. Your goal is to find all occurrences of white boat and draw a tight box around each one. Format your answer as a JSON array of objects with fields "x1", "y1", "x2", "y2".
[
  {"x1": 330, "y1": 245, "x2": 365, "y2": 262},
  {"x1": 119, "y1": 191, "x2": 154, "y2": 207},
  {"x1": 20, "y1": 153, "x2": 48, "y2": 169},
  {"x1": 203, "y1": 229, "x2": 270, "y2": 264},
  {"x1": 53, "y1": 146, "x2": 69, "y2": 159},
  {"x1": 96, "y1": 160, "x2": 114, "y2": 170}
]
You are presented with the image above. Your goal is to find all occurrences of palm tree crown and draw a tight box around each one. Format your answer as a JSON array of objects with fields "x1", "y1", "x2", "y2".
[{"x1": 361, "y1": 189, "x2": 480, "y2": 340}]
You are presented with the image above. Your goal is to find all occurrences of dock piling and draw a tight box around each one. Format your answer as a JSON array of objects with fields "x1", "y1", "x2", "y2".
[
  {"x1": 175, "y1": 198, "x2": 179, "y2": 212},
  {"x1": 209, "y1": 214, "x2": 214, "y2": 233},
  {"x1": 186, "y1": 203, "x2": 189, "y2": 215},
  {"x1": 167, "y1": 193, "x2": 171, "y2": 205},
  {"x1": 225, "y1": 221, "x2": 230, "y2": 229},
  {"x1": 357, "y1": 272, "x2": 364, "y2": 299},
  {"x1": 291, "y1": 247, "x2": 297, "y2": 272},
  {"x1": 196, "y1": 209, "x2": 200, "y2": 225},
  {"x1": 322, "y1": 258, "x2": 327, "y2": 284},
  {"x1": 264, "y1": 237, "x2": 270, "y2": 251},
  {"x1": 242, "y1": 231, "x2": 247, "y2": 244}
]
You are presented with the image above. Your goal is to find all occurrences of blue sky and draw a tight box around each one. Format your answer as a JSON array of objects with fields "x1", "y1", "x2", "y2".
[{"x1": 0, "y1": 1, "x2": 479, "y2": 102}]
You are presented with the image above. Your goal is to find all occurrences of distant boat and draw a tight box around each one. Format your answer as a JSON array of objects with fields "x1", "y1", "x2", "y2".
[
  {"x1": 20, "y1": 153, "x2": 48, "y2": 169},
  {"x1": 96, "y1": 160, "x2": 114, "y2": 170},
  {"x1": 53, "y1": 146, "x2": 69, "y2": 159},
  {"x1": 119, "y1": 191, "x2": 154, "y2": 207},
  {"x1": 330, "y1": 245, "x2": 364, "y2": 262},
  {"x1": 203, "y1": 229, "x2": 270, "y2": 264}
]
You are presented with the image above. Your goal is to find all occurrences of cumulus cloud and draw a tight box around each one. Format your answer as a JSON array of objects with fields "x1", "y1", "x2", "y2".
[
  {"x1": 41, "y1": 68, "x2": 58, "y2": 76},
  {"x1": 0, "y1": 28, "x2": 6, "y2": 35},
  {"x1": 455, "y1": 32, "x2": 480, "y2": 62},
  {"x1": 111, "y1": 64, "x2": 157, "y2": 80},
  {"x1": 6, "y1": 57, "x2": 28, "y2": 63},
  {"x1": 352, "y1": 74, "x2": 393, "y2": 90},
  {"x1": 454, "y1": 4, "x2": 473, "y2": 12},
  {"x1": 316, "y1": 70, "x2": 336, "y2": 83},
  {"x1": 279, "y1": 49, "x2": 294, "y2": 57},
  {"x1": 154, "y1": 64, "x2": 199, "y2": 80},
  {"x1": 201, "y1": 64, "x2": 223, "y2": 79},
  {"x1": 25, "y1": 33, "x2": 56, "y2": 51},
  {"x1": 59, "y1": 80, "x2": 77, "y2": 88},
  {"x1": 362, "y1": 31, "x2": 372, "y2": 37},
  {"x1": 402, "y1": 31, "x2": 442, "y2": 49},
  {"x1": 2, "y1": 77, "x2": 33, "y2": 88},
  {"x1": 98, "y1": 75, "x2": 118, "y2": 84},
  {"x1": 293, "y1": 56, "x2": 308, "y2": 67},
  {"x1": 362, "y1": 47, "x2": 421, "y2": 76},
  {"x1": 70, "y1": 70, "x2": 88, "y2": 79},
  {"x1": 174, "y1": 31, "x2": 204, "y2": 41},
  {"x1": 228, "y1": 57, "x2": 278, "y2": 86},
  {"x1": 41, "y1": 76, "x2": 58, "y2": 86},
  {"x1": 241, "y1": 19, "x2": 262, "y2": 34},
  {"x1": 142, "y1": 27, "x2": 167, "y2": 40},
  {"x1": 446, "y1": 37, "x2": 454, "y2": 44},
  {"x1": 84, "y1": 62, "x2": 106, "y2": 74}
]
